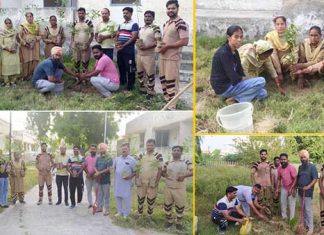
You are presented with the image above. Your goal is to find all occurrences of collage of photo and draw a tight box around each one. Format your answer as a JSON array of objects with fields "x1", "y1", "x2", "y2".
[{"x1": 0, "y1": 0, "x2": 323, "y2": 235}]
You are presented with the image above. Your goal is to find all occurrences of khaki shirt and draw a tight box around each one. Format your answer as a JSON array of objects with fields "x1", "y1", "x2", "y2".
[
  {"x1": 36, "y1": 153, "x2": 54, "y2": 175},
  {"x1": 251, "y1": 161, "x2": 274, "y2": 187},
  {"x1": 95, "y1": 20, "x2": 117, "y2": 49},
  {"x1": 73, "y1": 19, "x2": 93, "y2": 43},
  {"x1": 164, "y1": 159, "x2": 192, "y2": 189},
  {"x1": 239, "y1": 43, "x2": 278, "y2": 78},
  {"x1": 161, "y1": 16, "x2": 189, "y2": 61},
  {"x1": 137, "y1": 24, "x2": 161, "y2": 56},
  {"x1": 136, "y1": 152, "x2": 163, "y2": 186}
]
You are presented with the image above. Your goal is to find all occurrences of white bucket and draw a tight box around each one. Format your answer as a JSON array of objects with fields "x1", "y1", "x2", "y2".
[
  {"x1": 216, "y1": 102, "x2": 254, "y2": 133},
  {"x1": 53, "y1": 82, "x2": 64, "y2": 95}
]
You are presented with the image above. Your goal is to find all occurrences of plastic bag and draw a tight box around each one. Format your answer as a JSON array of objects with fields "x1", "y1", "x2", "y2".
[{"x1": 239, "y1": 218, "x2": 252, "y2": 235}]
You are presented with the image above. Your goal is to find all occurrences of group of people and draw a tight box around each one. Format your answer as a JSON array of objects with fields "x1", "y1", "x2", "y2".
[
  {"x1": 0, "y1": 139, "x2": 192, "y2": 231},
  {"x1": 212, "y1": 149, "x2": 322, "y2": 235},
  {"x1": 210, "y1": 16, "x2": 324, "y2": 104},
  {"x1": 0, "y1": 151, "x2": 27, "y2": 207},
  {"x1": 0, "y1": 0, "x2": 189, "y2": 110}
]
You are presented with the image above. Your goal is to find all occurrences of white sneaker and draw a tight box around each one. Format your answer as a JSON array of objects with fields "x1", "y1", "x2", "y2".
[{"x1": 114, "y1": 213, "x2": 121, "y2": 217}]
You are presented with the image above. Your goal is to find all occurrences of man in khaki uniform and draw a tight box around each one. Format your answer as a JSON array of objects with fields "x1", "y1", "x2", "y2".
[
  {"x1": 135, "y1": 139, "x2": 163, "y2": 217},
  {"x1": 159, "y1": 0, "x2": 189, "y2": 110},
  {"x1": 36, "y1": 143, "x2": 55, "y2": 205},
  {"x1": 251, "y1": 149, "x2": 275, "y2": 213},
  {"x1": 163, "y1": 145, "x2": 192, "y2": 231},
  {"x1": 72, "y1": 7, "x2": 94, "y2": 73},
  {"x1": 136, "y1": 11, "x2": 161, "y2": 98},
  {"x1": 94, "y1": 8, "x2": 117, "y2": 60}
]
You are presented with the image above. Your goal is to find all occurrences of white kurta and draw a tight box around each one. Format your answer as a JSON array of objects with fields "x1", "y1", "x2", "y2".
[{"x1": 114, "y1": 155, "x2": 136, "y2": 198}]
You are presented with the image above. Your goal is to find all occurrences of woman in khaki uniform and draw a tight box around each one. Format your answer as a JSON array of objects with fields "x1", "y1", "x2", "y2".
[
  {"x1": 292, "y1": 26, "x2": 323, "y2": 88},
  {"x1": 18, "y1": 12, "x2": 41, "y2": 80},
  {"x1": 9, "y1": 152, "x2": 26, "y2": 204},
  {"x1": 265, "y1": 16, "x2": 298, "y2": 86},
  {"x1": 43, "y1": 15, "x2": 65, "y2": 58}
]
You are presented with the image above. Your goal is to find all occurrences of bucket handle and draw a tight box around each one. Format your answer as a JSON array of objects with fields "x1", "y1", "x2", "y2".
[{"x1": 216, "y1": 111, "x2": 224, "y2": 128}]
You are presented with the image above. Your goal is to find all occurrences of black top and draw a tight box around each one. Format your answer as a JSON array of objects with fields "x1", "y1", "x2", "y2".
[
  {"x1": 210, "y1": 43, "x2": 245, "y2": 94},
  {"x1": 0, "y1": 162, "x2": 8, "y2": 178}
]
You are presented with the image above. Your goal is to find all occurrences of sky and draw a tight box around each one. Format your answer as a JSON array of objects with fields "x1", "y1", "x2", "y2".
[
  {"x1": 0, "y1": 111, "x2": 143, "y2": 137},
  {"x1": 201, "y1": 136, "x2": 249, "y2": 155}
]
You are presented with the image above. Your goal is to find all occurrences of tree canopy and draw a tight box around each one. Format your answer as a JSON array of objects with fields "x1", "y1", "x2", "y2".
[{"x1": 27, "y1": 112, "x2": 119, "y2": 152}]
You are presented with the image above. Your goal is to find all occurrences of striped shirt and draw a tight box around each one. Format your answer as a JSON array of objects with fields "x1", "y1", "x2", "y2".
[
  {"x1": 72, "y1": 19, "x2": 93, "y2": 43},
  {"x1": 117, "y1": 20, "x2": 139, "y2": 54},
  {"x1": 161, "y1": 16, "x2": 189, "y2": 60}
]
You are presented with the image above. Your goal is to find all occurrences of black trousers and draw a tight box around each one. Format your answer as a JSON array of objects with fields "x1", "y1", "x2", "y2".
[
  {"x1": 56, "y1": 175, "x2": 69, "y2": 203},
  {"x1": 117, "y1": 51, "x2": 136, "y2": 90},
  {"x1": 102, "y1": 48, "x2": 114, "y2": 61},
  {"x1": 69, "y1": 177, "x2": 84, "y2": 206}
]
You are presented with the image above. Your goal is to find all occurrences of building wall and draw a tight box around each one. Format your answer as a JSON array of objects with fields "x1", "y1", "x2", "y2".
[
  {"x1": 126, "y1": 112, "x2": 192, "y2": 136},
  {"x1": 0, "y1": 119, "x2": 9, "y2": 150},
  {"x1": 197, "y1": 0, "x2": 324, "y2": 41},
  {"x1": 123, "y1": 113, "x2": 192, "y2": 161}
]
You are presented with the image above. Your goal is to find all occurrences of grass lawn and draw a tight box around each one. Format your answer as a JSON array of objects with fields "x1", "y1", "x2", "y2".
[
  {"x1": 0, "y1": 56, "x2": 189, "y2": 110},
  {"x1": 111, "y1": 179, "x2": 193, "y2": 235},
  {"x1": 196, "y1": 36, "x2": 324, "y2": 133},
  {"x1": 195, "y1": 164, "x2": 322, "y2": 235},
  {"x1": 0, "y1": 163, "x2": 38, "y2": 213}
]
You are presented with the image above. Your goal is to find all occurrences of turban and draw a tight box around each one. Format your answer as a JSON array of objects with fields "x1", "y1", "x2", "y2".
[
  {"x1": 51, "y1": 46, "x2": 63, "y2": 56},
  {"x1": 299, "y1": 149, "x2": 309, "y2": 159},
  {"x1": 98, "y1": 143, "x2": 108, "y2": 151}
]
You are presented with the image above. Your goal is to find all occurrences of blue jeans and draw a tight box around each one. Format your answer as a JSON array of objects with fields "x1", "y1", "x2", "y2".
[
  {"x1": 211, "y1": 209, "x2": 243, "y2": 233},
  {"x1": 221, "y1": 77, "x2": 267, "y2": 102},
  {"x1": 299, "y1": 195, "x2": 313, "y2": 230},
  {"x1": 0, "y1": 177, "x2": 8, "y2": 206},
  {"x1": 35, "y1": 69, "x2": 64, "y2": 93}
]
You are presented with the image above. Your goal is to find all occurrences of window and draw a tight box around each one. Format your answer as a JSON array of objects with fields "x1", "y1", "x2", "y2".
[
  {"x1": 111, "y1": 0, "x2": 139, "y2": 5},
  {"x1": 155, "y1": 130, "x2": 169, "y2": 147},
  {"x1": 44, "y1": 0, "x2": 73, "y2": 7}
]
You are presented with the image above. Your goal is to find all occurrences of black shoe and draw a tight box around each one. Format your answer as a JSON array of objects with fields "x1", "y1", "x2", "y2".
[
  {"x1": 19, "y1": 201, "x2": 26, "y2": 204},
  {"x1": 2, "y1": 205, "x2": 9, "y2": 208},
  {"x1": 70, "y1": 205, "x2": 75, "y2": 209},
  {"x1": 56, "y1": 201, "x2": 61, "y2": 205},
  {"x1": 176, "y1": 224, "x2": 183, "y2": 231},
  {"x1": 164, "y1": 222, "x2": 173, "y2": 228},
  {"x1": 65, "y1": 202, "x2": 69, "y2": 206},
  {"x1": 37, "y1": 200, "x2": 42, "y2": 205},
  {"x1": 88, "y1": 205, "x2": 92, "y2": 209},
  {"x1": 49, "y1": 200, "x2": 53, "y2": 205}
]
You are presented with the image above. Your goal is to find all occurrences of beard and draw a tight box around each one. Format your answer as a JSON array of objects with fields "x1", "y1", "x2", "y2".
[
  {"x1": 167, "y1": 12, "x2": 177, "y2": 18},
  {"x1": 281, "y1": 162, "x2": 288, "y2": 168},
  {"x1": 301, "y1": 160, "x2": 308, "y2": 165}
]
